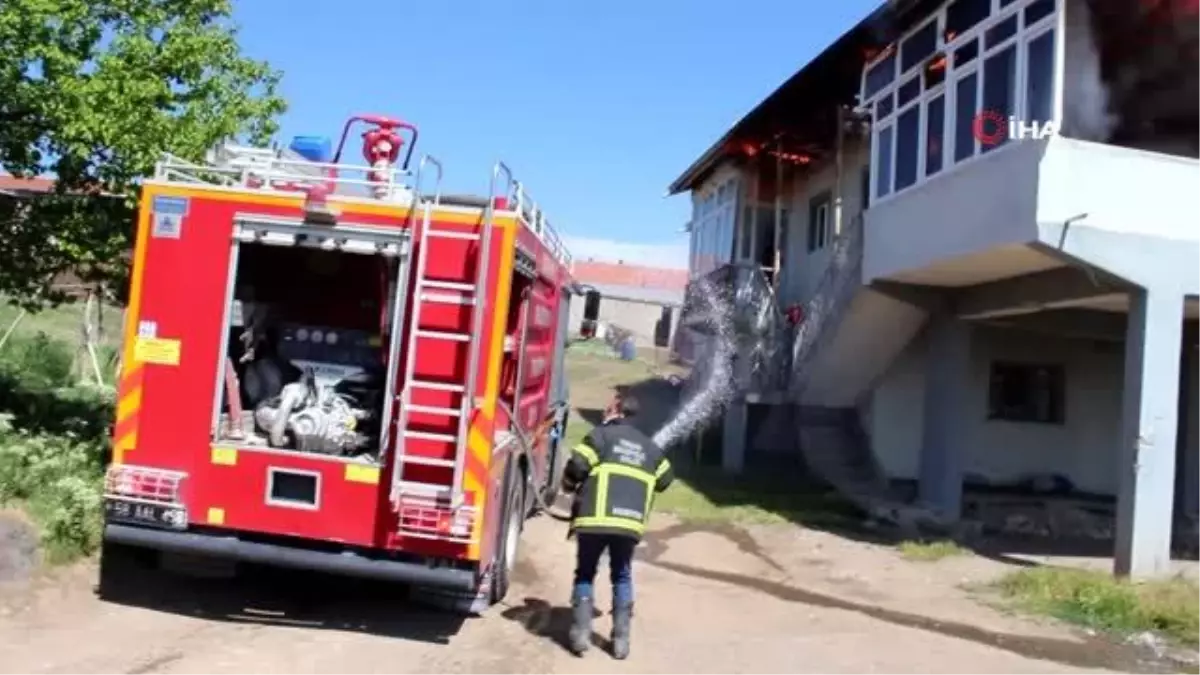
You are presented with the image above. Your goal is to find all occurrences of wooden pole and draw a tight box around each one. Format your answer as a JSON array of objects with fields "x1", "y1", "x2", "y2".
[
  {"x1": 833, "y1": 104, "x2": 846, "y2": 238},
  {"x1": 772, "y1": 138, "x2": 784, "y2": 294},
  {"x1": 0, "y1": 309, "x2": 26, "y2": 352}
]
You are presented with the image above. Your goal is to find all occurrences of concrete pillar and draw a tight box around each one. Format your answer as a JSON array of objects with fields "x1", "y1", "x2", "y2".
[
  {"x1": 722, "y1": 399, "x2": 747, "y2": 474},
  {"x1": 918, "y1": 315, "x2": 970, "y2": 519},
  {"x1": 1115, "y1": 288, "x2": 1183, "y2": 578}
]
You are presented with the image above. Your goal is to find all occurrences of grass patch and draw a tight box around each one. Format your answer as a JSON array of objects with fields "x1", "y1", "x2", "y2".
[
  {"x1": 563, "y1": 346, "x2": 663, "y2": 398},
  {"x1": 653, "y1": 470, "x2": 858, "y2": 527},
  {"x1": 0, "y1": 297, "x2": 122, "y2": 351},
  {"x1": 565, "y1": 339, "x2": 620, "y2": 359},
  {"x1": 560, "y1": 347, "x2": 858, "y2": 528},
  {"x1": 898, "y1": 539, "x2": 968, "y2": 562},
  {"x1": 994, "y1": 566, "x2": 1199, "y2": 645}
]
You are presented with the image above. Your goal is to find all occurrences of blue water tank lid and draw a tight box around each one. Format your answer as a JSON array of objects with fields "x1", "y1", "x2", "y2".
[{"x1": 289, "y1": 135, "x2": 332, "y2": 163}]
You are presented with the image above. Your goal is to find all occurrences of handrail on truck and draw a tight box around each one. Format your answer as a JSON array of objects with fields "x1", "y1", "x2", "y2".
[
  {"x1": 415, "y1": 155, "x2": 444, "y2": 205},
  {"x1": 154, "y1": 148, "x2": 414, "y2": 201},
  {"x1": 510, "y1": 180, "x2": 572, "y2": 268},
  {"x1": 154, "y1": 142, "x2": 572, "y2": 270},
  {"x1": 380, "y1": 153, "x2": 441, "y2": 483},
  {"x1": 449, "y1": 161, "x2": 514, "y2": 506}
]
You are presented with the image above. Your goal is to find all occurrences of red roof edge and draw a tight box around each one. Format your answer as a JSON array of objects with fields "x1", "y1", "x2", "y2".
[
  {"x1": 0, "y1": 176, "x2": 56, "y2": 194},
  {"x1": 570, "y1": 261, "x2": 689, "y2": 291}
]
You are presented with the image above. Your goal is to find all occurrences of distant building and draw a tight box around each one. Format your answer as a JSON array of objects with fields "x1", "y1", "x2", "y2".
[
  {"x1": 569, "y1": 260, "x2": 687, "y2": 350},
  {"x1": 0, "y1": 175, "x2": 122, "y2": 298},
  {"x1": 0, "y1": 175, "x2": 55, "y2": 196}
]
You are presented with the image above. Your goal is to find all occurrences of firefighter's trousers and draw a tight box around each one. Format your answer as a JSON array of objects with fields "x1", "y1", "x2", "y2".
[{"x1": 572, "y1": 533, "x2": 636, "y2": 607}]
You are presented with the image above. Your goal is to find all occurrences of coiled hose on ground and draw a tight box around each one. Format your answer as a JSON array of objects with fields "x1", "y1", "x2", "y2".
[{"x1": 493, "y1": 399, "x2": 575, "y2": 522}]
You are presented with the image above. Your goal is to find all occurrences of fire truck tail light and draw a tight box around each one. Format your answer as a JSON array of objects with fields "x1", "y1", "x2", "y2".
[
  {"x1": 105, "y1": 465, "x2": 186, "y2": 503},
  {"x1": 397, "y1": 494, "x2": 477, "y2": 542}
]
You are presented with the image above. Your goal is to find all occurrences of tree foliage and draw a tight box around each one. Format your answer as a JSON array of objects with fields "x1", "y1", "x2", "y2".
[{"x1": 0, "y1": 0, "x2": 286, "y2": 308}]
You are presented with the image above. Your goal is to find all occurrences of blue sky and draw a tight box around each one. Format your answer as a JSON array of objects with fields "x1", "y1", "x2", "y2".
[{"x1": 233, "y1": 1, "x2": 878, "y2": 268}]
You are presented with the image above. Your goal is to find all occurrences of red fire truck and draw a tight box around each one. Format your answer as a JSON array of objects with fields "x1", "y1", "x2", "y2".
[{"x1": 100, "y1": 114, "x2": 578, "y2": 612}]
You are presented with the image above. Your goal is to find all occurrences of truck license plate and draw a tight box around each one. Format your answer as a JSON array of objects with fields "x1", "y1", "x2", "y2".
[{"x1": 104, "y1": 498, "x2": 187, "y2": 530}]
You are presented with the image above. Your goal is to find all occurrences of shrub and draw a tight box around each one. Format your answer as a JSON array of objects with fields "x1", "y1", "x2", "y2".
[
  {"x1": 0, "y1": 357, "x2": 115, "y2": 443},
  {"x1": 2, "y1": 332, "x2": 74, "y2": 388},
  {"x1": 0, "y1": 332, "x2": 113, "y2": 563},
  {"x1": 0, "y1": 414, "x2": 106, "y2": 562}
]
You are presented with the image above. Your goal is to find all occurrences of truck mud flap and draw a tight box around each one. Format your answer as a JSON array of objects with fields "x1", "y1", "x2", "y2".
[{"x1": 104, "y1": 524, "x2": 476, "y2": 591}]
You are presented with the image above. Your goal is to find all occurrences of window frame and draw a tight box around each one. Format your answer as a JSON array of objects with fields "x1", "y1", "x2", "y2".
[
  {"x1": 688, "y1": 173, "x2": 741, "y2": 277},
  {"x1": 859, "y1": 0, "x2": 1061, "y2": 205},
  {"x1": 806, "y1": 191, "x2": 832, "y2": 253},
  {"x1": 1021, "y1": 20, "x2": 1057, "y2": 125},
  {"x1": 924, "y1": 90, "x2": 947, "y2": 177},
  {"x1": 986, "y1": 361, "x2": 1066, "y2": 425}
]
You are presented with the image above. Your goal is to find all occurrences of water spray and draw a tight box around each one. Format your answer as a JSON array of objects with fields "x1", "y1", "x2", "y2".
[{"x1": 651, "y1": 276, "x2": 739, "y2": 451}]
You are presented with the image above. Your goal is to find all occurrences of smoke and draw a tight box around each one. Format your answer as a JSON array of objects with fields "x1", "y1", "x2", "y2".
[
  {"x1": 1064, "y1": 0, "x2": 1199, "y2": 151},
  {"x1": 651, "y1": 276, "x2": 737, "y2": 450},
  {"x1": 1063, "y1": 0, "x2": 1118, "y2": 141}
]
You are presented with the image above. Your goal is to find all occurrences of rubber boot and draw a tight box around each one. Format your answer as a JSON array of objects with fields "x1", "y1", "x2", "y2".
[
  {"x1": 568, "y1": 593, "x2": 593, "y2": 656},
  {"x1": 610, "y1": 602, "x2": 633, "y2": 660}
]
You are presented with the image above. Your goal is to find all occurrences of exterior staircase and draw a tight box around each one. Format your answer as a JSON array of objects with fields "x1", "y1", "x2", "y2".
[
  {"x1": 676, "y1": 214, "x2": 956, "y2": 532},
  {"x1": 794, "y1": 405, "x2": 891, "y2": 506},
  {"x1": 785, "y1": 216, "x2": 964, "y2": 532}
]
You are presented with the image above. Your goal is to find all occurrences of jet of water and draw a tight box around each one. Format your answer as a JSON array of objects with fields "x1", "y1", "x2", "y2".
[{"x1": 652, "y1": 276, "x2": 738, "y2": 450}]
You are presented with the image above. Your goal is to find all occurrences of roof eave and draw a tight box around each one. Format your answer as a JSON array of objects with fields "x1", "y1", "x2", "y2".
[
  {"x1": 666, "y1": 133, "x2": 734, "y2": 196},
  {"x1": 664, "y1": 0, "x2": 933, "y2": 197}
]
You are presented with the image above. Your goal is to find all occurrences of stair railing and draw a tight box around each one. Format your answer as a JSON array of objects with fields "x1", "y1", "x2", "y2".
[{"x1": 789, "y1": 212, "x2": 865, "y2": 398}]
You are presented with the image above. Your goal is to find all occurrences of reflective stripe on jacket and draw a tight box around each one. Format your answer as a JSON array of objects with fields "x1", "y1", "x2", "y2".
[{"x1": 562, "y1": 418, "x2": 674, "y2": 541}]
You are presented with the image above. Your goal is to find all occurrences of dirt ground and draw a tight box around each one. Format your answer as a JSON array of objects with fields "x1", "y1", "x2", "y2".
[
  {"x1": 0, "y1": 349, "x2": 1187, "y2": 673},
  {"x1": 0, "y1": 511, "x2": 1183, "y2": 674}
]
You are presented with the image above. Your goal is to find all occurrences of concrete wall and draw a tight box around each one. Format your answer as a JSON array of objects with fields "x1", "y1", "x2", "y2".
[
  {"x1": 779, "y1": 138, "x2": 871, "y2": 307},
  {"x1": 869, "y1": 322, "x2": 1200, "y2": 496},
  {"x1": 567, "y1": 293, "x2": 679, "y2": 349},
  {"x1": 863, "y1": 139, "x2": 1045, "y2": 283},
  {"x1": 1037, "y1": 137, "x2": 1200, "y2": 243}
]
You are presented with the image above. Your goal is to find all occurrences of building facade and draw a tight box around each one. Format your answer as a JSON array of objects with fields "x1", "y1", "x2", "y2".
[
  {"x1": 569, "y1": 261, "x2": 686, "y2": 350},
  {"x1": 669, "y1": 0, "x2": 1199, "y2": 578}
]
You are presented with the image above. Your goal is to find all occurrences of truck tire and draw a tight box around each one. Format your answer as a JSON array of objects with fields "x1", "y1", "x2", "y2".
[
  {"x1": 97, "y1": 539, "x2": 154, "y2": 601},
  {"x1": 490, "y1": 459, "x2": 525, "y2": 604}
]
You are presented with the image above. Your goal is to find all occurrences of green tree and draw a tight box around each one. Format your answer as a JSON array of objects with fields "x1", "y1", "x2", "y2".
[{"x1": 0, "y1": 0, "x2": 286, "y2": 309}]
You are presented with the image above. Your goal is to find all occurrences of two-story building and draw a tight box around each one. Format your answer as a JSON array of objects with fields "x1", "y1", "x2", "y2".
[{"x1": 668, "y1": 0, "x2": 1199, "y2": 578}]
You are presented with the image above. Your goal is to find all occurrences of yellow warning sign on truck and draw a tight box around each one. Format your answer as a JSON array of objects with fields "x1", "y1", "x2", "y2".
[{"x1": 134, "y1": 337, "x2": 181, "y2": 366}]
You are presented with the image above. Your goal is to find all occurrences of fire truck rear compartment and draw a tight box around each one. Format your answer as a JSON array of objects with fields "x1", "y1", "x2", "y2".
[{"x1": 213, "y1": 241, "x2": 404, "y2": 462}]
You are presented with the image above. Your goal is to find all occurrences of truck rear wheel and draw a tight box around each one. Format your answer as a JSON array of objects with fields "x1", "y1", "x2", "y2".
[
  {"x1": 97, "y1": 539, "x2": 154, "y2": 600},
  {"x1": 490, "y1": 460, "x2": 525, "y2": 604}
]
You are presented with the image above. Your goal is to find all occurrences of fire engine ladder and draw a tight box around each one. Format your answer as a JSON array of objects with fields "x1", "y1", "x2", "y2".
[{"x1": 391, "y1": 162, "x2": 515, "y2": 506}]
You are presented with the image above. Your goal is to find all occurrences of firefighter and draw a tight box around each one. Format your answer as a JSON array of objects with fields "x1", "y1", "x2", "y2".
[{"x1": 560, "y1": 390, "x2": 674, "y2": 660}]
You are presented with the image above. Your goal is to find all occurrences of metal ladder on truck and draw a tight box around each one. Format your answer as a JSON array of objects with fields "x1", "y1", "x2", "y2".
[{"x1": 389, "y1": 162, "x2": 515, "y2": 540}]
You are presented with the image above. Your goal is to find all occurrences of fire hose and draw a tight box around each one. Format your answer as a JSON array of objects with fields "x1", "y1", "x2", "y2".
[{"x1": 493, "y1": 399, "x2": 575, "y2": 523}]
